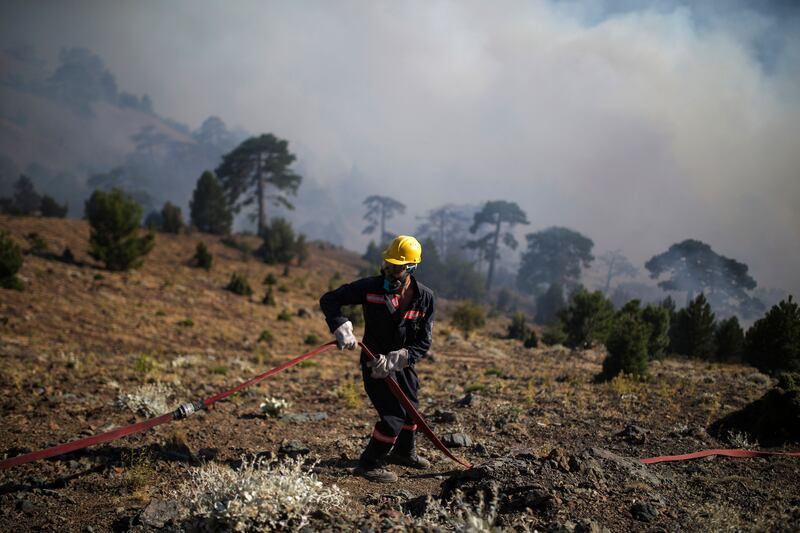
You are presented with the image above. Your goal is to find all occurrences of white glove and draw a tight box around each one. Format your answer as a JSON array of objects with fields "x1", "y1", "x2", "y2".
[
  {"x1": 370, "y1": 348, "x2": 409, "y2": 378},
  {"x1": 334, "y1": 321, "x2": 357, "y2": 350}
]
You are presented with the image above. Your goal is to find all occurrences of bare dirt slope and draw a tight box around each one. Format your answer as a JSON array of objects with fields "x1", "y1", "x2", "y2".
[{"x1": 1, "y1": 215, "x2": 798, "y2": 532}]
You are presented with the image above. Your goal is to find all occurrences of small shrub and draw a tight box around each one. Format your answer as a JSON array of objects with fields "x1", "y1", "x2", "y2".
[
  {"x1": 61, "y1": 246, "x2": 75, "y2": 264},
  {"x1": 0, "y1": 231, "x2": 24, "y2": 290},
  {"x1": 558, "y1": 289, "x2": 614, "y2": 349},
  {"x1": 277, "y1": 308, "x2": 293, "y2": 321},
  {"x1": 282, "y1": 265, "x2": 290, "y2": 277},
  {"x1": 485, "y1": 367, "x2": 504, "y2": 378},
  {"x1": 278, "y1": 284, "x2": 289, "y2": 293},
  {"x1": 171, "y1": 456, "x2": 347, "y2": 531},
  {"x1": 328, "y1": 272, "x2": 343, "y2": 291},
  {"x1": 262, "y1": 287, "x2": 276, "y2": 306},
  {"x1": 450, "y1": 301, "x2": 486, "y2": 339},
  {"x1": 94, "y1": 273, "x2": 104, "y2": 280},
  {"x1": 263, "y1": 273, "x2": 278, "y2": 286},
  {"x1": 336, "y1": 380, "x2": 362, "y2": 409},
  {"x1": 506, "y1": 312, "x2": 530, "y2": 341},
  {"x1": 209, "y1": 365, "x2": 228, "y2": 375},
  {"x1": 259, "y1": 217, "x2": 307, "y2": 265},
  {"x1": 297, "y1": 360, "x2": 319, "y2": 368},
  {"x1": 117, "y1": 382, "x2": 175, "y2": 417},
  {"x1": 161, "y1": 201, "x2": 184, "y2": 234},
  {"x1": 744, "y1": 296, "x2": 800, "y2": 375},
  {"x1": 134, "y1": 353, "x2": 156, "y2": 373},
  {"x1": 342, "y1": 304, "x2": 364, "y2": 327},
  {"x1": 304, "y1": 332, "x2": 321, "y2": 345},
  {"x1": 524, "y1": 331, "x2": 539, "y2": 349},
  {"x1": 715, "y1": 316, "x2": 745, "y2": 362},
  {"x1": 177, "y1": 318, "x2": 194, "y2": 327},
  {"x1": 601, "y1": 306, "x2": 650, "y2": 380},
  {"x1": 25, "y1": 232, "x2": 48, "y2": 255},
  {"x1": 541, "y1": 324, "x2": 567, "y2": 346},
  {"x1": 464, "y1": 382, "x2": 486, "y2": 393},
  {"x1": 193, "y1": 242, "x2": 213, "y2": 270},
  {"x1": 260, "y1": 396, "x2": 290, "y2": 417},
  {"x1": 257, "y1": 330, "x2": 274, "y2": 345},
  {"x1": 226, "y1": 272, "x2": 253, "y2": 296},
  {"x1": 85, "y1": 188, "x2": 154, "y2": 271}
]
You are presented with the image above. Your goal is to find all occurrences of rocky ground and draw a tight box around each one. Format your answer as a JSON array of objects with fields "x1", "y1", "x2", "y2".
[{"x1": 1, "y1": 215, "x2": 799, "y2": 532}]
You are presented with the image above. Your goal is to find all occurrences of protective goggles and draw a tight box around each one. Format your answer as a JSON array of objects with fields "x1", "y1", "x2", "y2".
[{"x1": 382, "y1": 261, "x2": 417, "y2": 275}]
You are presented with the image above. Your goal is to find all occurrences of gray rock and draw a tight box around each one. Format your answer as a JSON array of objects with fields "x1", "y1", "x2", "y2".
[
  {"x1": 296, "y1": 308, "x2": 311, "y2": 318},
  {"x1": 140, "y1": 499, "x2": 181, "y2": 529},
  {"x1": 17, "y1": 499, "x2": 36, "y2": 514},
  {"x1": 433, "y1": 409, "x2": 458, "y2": 423},
  {"x1": 456, "y1": 392, "x2": 479, "y2": 407},
  {"x1": 590, "y1": 448, "x2": 661, "y2": 487},
  {"x1": 442, "y1": 433, "x2": 472, "y2": 448},
  {"x1": 575, "y1": 518, "x2": 610, "y2": 533},
  {"x1": 279, "y1": 440, "x2": 310, "y2": 457},
  {"x1": 616, "y1": 424, "x2": 649, "y2": 445},
  {"x1": 280, "y1": 412, "x2": 328, "y2": 423},
  {"x1": 631, "y1": 501, "x2": 660, "y2": 522}
]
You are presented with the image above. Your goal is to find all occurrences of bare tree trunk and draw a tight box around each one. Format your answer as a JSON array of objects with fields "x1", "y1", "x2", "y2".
[
  {"x1": 603, "y1": 256, "x2": 616, "y2": 295},
  {"x1": 486, "y1": 216, "x2": 502, "y2": 292},
  {"x1": 257, "y1": 153, "x2": 266, "y2": 236}
]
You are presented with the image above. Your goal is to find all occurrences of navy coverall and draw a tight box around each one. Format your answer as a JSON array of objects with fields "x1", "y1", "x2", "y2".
[{"x1": 320, "y1": 275, "x2": 435, "y2": 449}]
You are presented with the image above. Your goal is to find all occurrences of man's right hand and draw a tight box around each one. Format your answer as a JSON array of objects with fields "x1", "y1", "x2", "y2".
[{"x1": 334, "y1": 320, "x2": 357, "y2": 350}]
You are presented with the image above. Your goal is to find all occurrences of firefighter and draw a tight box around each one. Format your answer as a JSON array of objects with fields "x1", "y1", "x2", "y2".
[{"x1": 319, "y1": 235, "x2": 435, "y2": 483}]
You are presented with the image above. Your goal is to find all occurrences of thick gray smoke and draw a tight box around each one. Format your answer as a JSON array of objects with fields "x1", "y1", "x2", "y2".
[{"x1": 2, "y1": 1, "x2": 799, "y2": 296}]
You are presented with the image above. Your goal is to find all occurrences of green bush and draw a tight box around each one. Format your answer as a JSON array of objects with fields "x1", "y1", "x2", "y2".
[
  {"x1": 541, "y1": 323, "x2": 567, "y2": 346},
  {"x1": 601, "y1": 305, "x2": 650, "y2": 380},
  {"x1": 304, "y1": 332, "x2": 321, "y2": 345},
  {"x1": 258, "y1": 330, "x2": 274, "y2": 345},
  {"x1": 263, "y1": 273, "x2": 278, "y2": 286},
  {"x1": 450, "y1": 301, "x2": 486, "y2": 339},
  {"x1": 193, "y1": 242, "x2": 213, "y2": 270},
  {"x1": 85, "y1": 188, "x2": 154, "y2": 271},
  {"x1": 641, "y1": 303, "x2": 671, "y2": 360},
  {"x1": 262, "y1": 287, "x2": 276, "y2": 306},
  {"x1": 0, "y1": 231, "x2": 24, "y2": 290},
  {"x1": 61, "y1": 246, "x2": 75, "y2": 264},
  {"x1": 558, "y1": 289, "x2": 614, "y2": 349},
  {"x1": 161, "y1": 201, "x2": 184, "y2": 234},
  {"x1": 40, "y1": 194, "x2": 68, "y2": 218},
  {"x1": 744, "y1": 296, "x2": 800, "y2": 375},
  {"x1": 507, "y1": 312, "x2": 531, "y2": 341},
  {"x1": 277, "y1": 308, "x2": 293, "y2": 321},
  {"x1": 25, "y1": 232, "x2": 48, "y2": 255},
  {"x1": 715, "y1": 316, "x2": 745, "y2": 362},
  {"x1": 524, "y1": 331, "x2": 539, "y2": 349},
  {"x1": 226, "y1": 272, "x2": 253, "y2": 296},
  {"x1": 342, "y1": 304, "x2": 364, "y2": 327},
  {"x1": 259, "y1": 217, "x2": 307, "y2": 265},
  {"x1": 670, "y1": 293, "x2": 716, "y2": 359}
]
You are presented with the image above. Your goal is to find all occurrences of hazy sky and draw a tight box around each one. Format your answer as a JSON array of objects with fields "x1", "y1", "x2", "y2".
[{"x1": 3, "y1": 1, "x2": 799, "y2": 295}]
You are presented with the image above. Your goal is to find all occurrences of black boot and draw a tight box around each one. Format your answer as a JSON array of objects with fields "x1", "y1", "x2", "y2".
[
  {"x1": 387, "y1": 430, "x2": 430, "y2": 469},
  {"x1": 353, "y1": 437, "x2": 398, "y2": 483}
]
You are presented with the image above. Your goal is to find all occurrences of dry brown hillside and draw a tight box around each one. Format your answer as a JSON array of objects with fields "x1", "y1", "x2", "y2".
[{"x1": 0, "y1": 215, "x2": 798, "y2": 532}]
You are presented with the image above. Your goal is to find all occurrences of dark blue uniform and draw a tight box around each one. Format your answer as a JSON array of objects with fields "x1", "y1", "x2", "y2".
[{"x1": 320, "y1": 275, "x2": 435, "y2": 450}]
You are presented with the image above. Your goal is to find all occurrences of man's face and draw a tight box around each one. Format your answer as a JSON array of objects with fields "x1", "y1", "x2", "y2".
[{"x1": 382, "y1": 261, "x2": 411, "y2": 283}]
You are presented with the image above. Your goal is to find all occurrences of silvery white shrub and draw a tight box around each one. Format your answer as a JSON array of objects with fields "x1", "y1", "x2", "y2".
[
  {"x1": 116, "y1": 382, "x2": 176, "y2": 417},
  {"x1": 173, "y1": 456, "x2": 347, "y2": 531},
  {"x1": 260, "y1": 396, "x2": 290, "y2": 417}
]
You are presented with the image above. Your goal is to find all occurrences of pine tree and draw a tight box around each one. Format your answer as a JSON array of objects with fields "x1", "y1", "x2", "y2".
[
  {"x1": 85, "y1": 188, "x2": 154, "y2": 271},
  {"x1": 190, "y1": 171, "x2": 232, "y2": 235}
]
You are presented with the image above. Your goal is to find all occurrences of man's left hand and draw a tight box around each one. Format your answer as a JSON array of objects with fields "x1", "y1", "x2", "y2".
[{"x1": 369, "y1": 348, "x2": 409, "y2": 379}]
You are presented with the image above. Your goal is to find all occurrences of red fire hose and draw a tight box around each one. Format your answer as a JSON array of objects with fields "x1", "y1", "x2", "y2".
[{"x1": 0, "y1": 341, "x2": 471, "y2": 470}]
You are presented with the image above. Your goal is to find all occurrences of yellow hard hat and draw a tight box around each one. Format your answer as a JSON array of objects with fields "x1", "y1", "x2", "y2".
[{"x1": 382, "y1": 235, "x2": 422, "y2": 265}]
